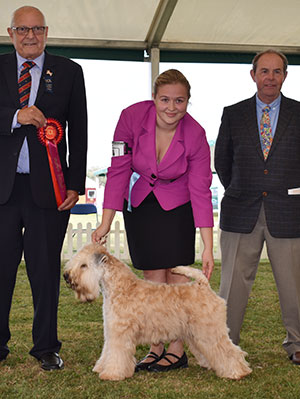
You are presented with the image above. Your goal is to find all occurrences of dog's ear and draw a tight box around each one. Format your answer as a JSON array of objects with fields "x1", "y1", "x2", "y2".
[{"x1": 94, "y1": 252, "x2": 108, "y2": 265}]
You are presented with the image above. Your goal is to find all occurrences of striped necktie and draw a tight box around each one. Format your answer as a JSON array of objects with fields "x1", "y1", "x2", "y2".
[
  {"x1": 18, "y1": 61, "x2": 35, "y2": 108},
  {"x1": 260, "y1": 105, "x2": 273, "y2": 160}
]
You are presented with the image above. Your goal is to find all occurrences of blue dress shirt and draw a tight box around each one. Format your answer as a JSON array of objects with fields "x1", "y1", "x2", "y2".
[{"x1": 13, "y1": 52, "x2": 45, "y2": 173}]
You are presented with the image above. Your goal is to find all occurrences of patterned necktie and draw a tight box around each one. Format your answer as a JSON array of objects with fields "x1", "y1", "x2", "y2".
[
  {"x1": 260, "y1": 105, "x2": 273, "y2": 160},
  {"x1": 18, "y1": 61, "x2": 35, "y2": 108}
]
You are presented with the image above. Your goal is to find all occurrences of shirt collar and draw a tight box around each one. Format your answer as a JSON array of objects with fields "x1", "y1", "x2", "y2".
[
  {"x1": 256, "y1": 93, "x2": 281, "y2": 112},
  {"x1": 16, "y1": 52, "x2": 45, "y2": 71}
]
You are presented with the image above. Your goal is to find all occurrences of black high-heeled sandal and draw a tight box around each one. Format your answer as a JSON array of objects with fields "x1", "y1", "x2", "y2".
[{"x1": 135, "y1": 349, "x2": 166, "y2": 372}]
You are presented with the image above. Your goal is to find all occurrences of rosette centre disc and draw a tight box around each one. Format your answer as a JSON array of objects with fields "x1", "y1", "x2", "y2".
[{"x1": 45, "y1": 125, "x2": 56, "y2": 140}]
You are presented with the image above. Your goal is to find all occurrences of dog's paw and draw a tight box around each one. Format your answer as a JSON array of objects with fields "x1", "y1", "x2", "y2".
[
  {"x1": 94, "y1": 362, "x2": 134, "y2": 380},
  {"x1": 222, "y1": 366, "x2": 252, "y2": 380},
  {"x1": 92, "y1": 362, "x2": 104, "y2": 374},
  {"x1": 98, "y1": 371, "x2": 126, "y2": 381},
  {"x1": 93, "y1": 362, "x2": 124, "y2": 380}
]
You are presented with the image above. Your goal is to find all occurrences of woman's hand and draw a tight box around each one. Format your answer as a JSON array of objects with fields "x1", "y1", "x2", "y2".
[
  {"x1": 201, "y1": 248, "x2": 214, "y2": 280},
  {"x1": 91, "y1": 209, "x2": 116, "y2": 244},
  {"x1": 199, "y1": 227, "x2": 214, "y2": 280},
  {"x1": 92, "y1": 224, "x2": 110, "y2": 244}
]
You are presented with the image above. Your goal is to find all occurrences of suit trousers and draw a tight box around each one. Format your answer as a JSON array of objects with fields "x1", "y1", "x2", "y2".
[
  {"x1": 0, "y1": 174, "x2": 69, "y2": 359},
  {"x1": 219, "y1": 205, "x2": 300, "y2": 356}
]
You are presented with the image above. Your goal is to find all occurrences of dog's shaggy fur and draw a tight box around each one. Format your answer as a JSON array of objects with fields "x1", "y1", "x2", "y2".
[{"x1": 64, "y1": 243, "x2": 252, "y2": 381}]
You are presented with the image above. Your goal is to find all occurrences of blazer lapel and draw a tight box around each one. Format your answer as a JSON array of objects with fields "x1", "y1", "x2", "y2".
[
  {"x1": 138, "y1": 105, "x2": 158, "y2": 174},
  {"x1": 158, "y1": 119, "x2": 185, "y2": 172},
  {"x1": 35, "y1": 51, "x2": 56, "y2": 104},
  {"x1": 243, "y1": 95, "x2": 265, "y2": 161},
  {"x1": 267, "y1": 95, "x2": 292, "y2": 159},
  {"x1": 3, "y1": 53, "x2": 20, "y2": 108}
]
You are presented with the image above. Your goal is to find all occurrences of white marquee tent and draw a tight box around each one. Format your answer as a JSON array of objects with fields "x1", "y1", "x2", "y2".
[
  {"x1": 2, "y1": 0, "x2": 300, "y2": 194},
  {"x1": 1, "y1": 0, "x2": 300, "y2": 72}
]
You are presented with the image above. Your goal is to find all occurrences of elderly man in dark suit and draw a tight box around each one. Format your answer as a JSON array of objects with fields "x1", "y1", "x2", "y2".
[
  {"x1": 0, "y1": 6, "x2": 87, "y2": 370},
  {"x1": 215, "y1": 49, "x2": 300, "y2": 365}
]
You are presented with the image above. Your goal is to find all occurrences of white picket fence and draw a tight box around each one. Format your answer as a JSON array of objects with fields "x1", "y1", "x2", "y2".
[
  {"x1": 61, "y1": 221, "x2": 268, "y2": 262},
  {"x1": 62, "y1": 221, "x2": 130, "y2": 261}
]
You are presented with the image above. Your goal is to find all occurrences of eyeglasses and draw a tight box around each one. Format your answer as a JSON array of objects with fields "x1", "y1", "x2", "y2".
[{"x1": 11, "y1": 26, "x2": 46, "y2": 36}]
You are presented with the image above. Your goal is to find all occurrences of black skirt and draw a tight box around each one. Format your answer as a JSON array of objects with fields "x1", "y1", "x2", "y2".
[{"x1": 123, "y1": 192, "x2": 195, "y2": 270}]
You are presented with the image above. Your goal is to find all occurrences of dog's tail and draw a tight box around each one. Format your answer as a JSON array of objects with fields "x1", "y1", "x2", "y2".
[{"x1": 171, "y1": 266, "x2": 208, "y2": 285}]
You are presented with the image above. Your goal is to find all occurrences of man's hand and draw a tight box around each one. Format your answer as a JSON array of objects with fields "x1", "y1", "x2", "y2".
[
  {"x1": 58, "y1": 190, "x2": 79, "y2": 211},
  {"x1": 17, "y1": 105, "x2": 47, "y2": 128}
]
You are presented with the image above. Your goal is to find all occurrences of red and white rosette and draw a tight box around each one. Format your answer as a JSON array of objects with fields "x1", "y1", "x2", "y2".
[{"x1": 37, "y1": 118, "x2": 66, "y2": 207}]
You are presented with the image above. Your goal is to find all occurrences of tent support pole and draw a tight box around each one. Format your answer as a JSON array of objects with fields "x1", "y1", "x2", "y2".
[{"x1": 151, "y1": 47, "x2": 160, "y2": 93}]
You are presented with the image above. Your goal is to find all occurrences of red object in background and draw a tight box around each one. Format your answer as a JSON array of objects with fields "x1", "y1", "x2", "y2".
[{"x1": 86, "y1": 188, "x2": 96, "y2": 204}]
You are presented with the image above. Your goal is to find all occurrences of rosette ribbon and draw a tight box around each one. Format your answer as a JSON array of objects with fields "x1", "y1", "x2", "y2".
[{"x1": 37, "y1": 118, "x2": 66, "y2": 207}]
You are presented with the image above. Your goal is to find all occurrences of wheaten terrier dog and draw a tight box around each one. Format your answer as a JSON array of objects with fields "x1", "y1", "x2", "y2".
[{"x1": 64, "y1": 243, "x2": 252, "y2": 381}]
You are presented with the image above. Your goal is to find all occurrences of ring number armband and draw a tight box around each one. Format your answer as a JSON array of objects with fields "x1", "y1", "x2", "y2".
[{"x1": 112, "y1": 141, "x2": 132, "y2": 157}]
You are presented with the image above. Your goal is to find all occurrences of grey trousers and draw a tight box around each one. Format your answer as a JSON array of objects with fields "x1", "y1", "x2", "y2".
[{"x1": 219, "y1": 205, "x2": 300, "y2": 356}]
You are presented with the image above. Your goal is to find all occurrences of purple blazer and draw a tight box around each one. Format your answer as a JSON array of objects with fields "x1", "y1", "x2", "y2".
[{"x1": 103, "y1": 101, "x2": 213, "y2": 228}]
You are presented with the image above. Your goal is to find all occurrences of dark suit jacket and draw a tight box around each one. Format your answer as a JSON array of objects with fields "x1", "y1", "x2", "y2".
[
  {"x1": 0, "y1": 51, "x2": 87, "y2": 208},
  {"x1": 215, "y1": 94, "x2": 300, "y2": 238}
]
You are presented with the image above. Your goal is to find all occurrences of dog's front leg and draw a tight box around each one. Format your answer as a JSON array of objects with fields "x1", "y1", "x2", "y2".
[
  {"x1": 93, "y1": 340, "x2": 110, "y2": 375},
  {"x1": 93, "y1": 334, "x2": 136, "y2": 381}
]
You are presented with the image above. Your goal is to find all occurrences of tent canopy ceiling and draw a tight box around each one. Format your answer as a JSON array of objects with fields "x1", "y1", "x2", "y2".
[{"x1": 1, "y1": 0, "x2": 300, "y2": 60}]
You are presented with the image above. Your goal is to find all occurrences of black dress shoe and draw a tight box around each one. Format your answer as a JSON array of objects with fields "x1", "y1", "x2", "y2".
[
  {"x1": 39, "y1": 352, "x2": 64, "y2": 371},
  {"x1": 290, "y1": 351, "x2": 300, "y2": 365},
  {"x1": 135, "y1": 349, "x2": 166, "y2": 372},
  {"x1": 0, "y1": 352, "x2": 8, "y2": 362},
  {"x1": 148, "y1": 352, "x2": 188, "y2": 372}
]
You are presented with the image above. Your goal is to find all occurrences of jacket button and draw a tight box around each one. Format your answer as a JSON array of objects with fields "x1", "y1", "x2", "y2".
[
  {"x1": 151, "y1": 174, "x2": 156, "y2": 179},
  {"x1": 264, "y1": 169, "x2": 268, "y2": 175},
  {"x1": 150, "y1": 183, "x2": 154, "y2": 187},
  {"x1": 262, "y1": 191, "x2": 268, "y2": 197}
]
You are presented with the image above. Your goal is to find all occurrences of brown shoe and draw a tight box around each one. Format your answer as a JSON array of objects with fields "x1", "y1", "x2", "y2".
[{"x1": 290, "y1": 351, "x2": 300, "y2": 365}]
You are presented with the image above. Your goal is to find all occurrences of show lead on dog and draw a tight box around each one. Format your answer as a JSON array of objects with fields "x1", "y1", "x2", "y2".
[
  {"x1": 215, "y1": 49, "x2": 300, "y2": 365},
  {"x1": 0, "y1": 6, "x2": 87, "y2": 370},
  {"x1": 92, "y1": 69, "x2": 214, "y2": 372}
]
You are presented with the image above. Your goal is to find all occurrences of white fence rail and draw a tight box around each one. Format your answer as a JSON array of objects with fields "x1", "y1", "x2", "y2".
[
  {"x1": 62, "y1": 221, "x2": 130, "y2": 261},
  {"x1": 62, "y1": 221, "x2": 268, "y2": 262}
]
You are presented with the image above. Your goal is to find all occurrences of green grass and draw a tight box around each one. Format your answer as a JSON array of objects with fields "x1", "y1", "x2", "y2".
[{"x1": 0, "y1": 261, "x2": 299, "y2": 399}]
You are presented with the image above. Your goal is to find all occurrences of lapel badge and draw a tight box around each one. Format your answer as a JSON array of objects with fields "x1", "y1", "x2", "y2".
[{"x1": 44, "y1": 70, "x2": 54, "y2": 93}]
